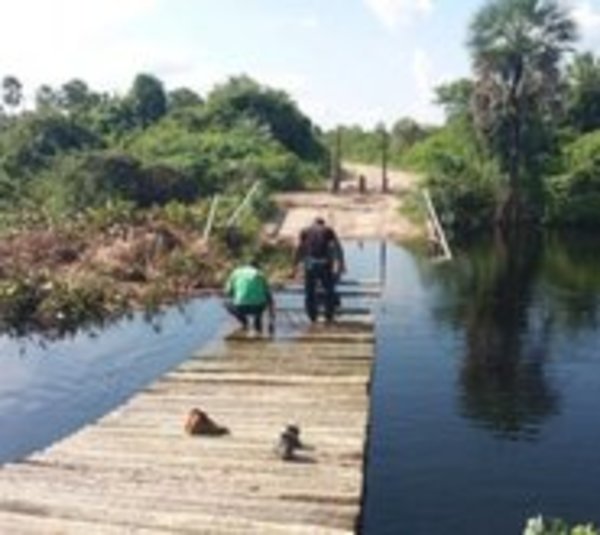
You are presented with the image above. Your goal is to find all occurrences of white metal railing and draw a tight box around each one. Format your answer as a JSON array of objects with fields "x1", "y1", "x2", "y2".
[{"x1": 422, "y1": 188, "x2": 453, "y2": 261}]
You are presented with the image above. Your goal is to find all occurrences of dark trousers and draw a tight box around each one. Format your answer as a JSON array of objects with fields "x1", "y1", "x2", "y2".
[
  {"x1": 225, "y1": 302, "x2": 266, "y2": 332},
  {"x1": 304, "y1": 262, "x2": 337, "y2": 322}
]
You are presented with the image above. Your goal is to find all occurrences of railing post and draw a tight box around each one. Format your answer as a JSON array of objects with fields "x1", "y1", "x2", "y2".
[
  {"x1": 422, "y1": 189, "x2": 453, "y2": 261},
  {"x1": 203, "y1": 195, "x2": 220, "y2": 241}
]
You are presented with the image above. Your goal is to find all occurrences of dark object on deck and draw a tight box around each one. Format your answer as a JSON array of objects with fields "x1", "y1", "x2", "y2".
[
  {"x1": 184, "y1": 408, "x2": 229, "y2": 436},
  {"x1": 276, "y1": 424, "x2": 303, "y2": 461},
  {"x1": 358, "y1": 175, "x2": 366, "y2": 193}
]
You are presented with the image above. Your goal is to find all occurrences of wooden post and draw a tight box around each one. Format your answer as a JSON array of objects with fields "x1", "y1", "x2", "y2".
[
  {"x1": 381, "y1": 128, "x2": 389, "y2": 193},
  {"x1": 379, "y1": 241, "x2": 387, "y2": 288},
  {"x1": 331, "y1": 127, "x2": 341, "y2": 193},
  {"x1": 203, "y1": 195, "x2": 220, "y2": 241}
]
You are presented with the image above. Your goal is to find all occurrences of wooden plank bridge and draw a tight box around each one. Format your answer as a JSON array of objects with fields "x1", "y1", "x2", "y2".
[{"x1": 0, "y1": 286, "x2": 378, "y2": 534}]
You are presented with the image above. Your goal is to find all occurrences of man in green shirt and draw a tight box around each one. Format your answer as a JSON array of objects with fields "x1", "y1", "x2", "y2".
[{"x1": 224, "y1": 259, "x2": 275, "y2": 333}]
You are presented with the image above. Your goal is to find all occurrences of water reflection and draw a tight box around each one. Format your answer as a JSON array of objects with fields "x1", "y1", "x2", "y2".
[
  {"x1": 542, "y1": 233, "x2": 600, "y2": 331},
  {"x1": 426, "y1": 230, "x2": 562, "y2": 440},
  {"x1": 365, "y1": 237, "x2": 600, "y2": 534},
  {"x1": 0, "y1": 297, "x2": 226, "y2": 463}
]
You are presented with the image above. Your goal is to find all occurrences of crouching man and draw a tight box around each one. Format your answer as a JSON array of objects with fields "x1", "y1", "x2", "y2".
[{"x1": 224, "y1": 258, "x2": 275, "y2": 334}]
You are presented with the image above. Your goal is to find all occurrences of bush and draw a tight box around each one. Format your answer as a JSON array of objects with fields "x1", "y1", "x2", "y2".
[
  {"x1": 403, "y1": 120, "x2": 499, "y2": 233},
  {"x1": 546, "y1": 132, "x2": 600, "y2": 227},
  {"x1": 0, "y1": 113, "x2": 101, "y2": 177}
]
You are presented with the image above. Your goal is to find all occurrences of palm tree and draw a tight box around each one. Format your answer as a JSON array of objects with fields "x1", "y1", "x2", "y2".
[{"x1": 468, "y1": 0, "x2": 577, "y2": 226}]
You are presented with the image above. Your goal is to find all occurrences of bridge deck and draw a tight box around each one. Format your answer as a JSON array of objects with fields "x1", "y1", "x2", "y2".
[{"x1": 0, "y1": 319, "x2": 375, "y2": 534}]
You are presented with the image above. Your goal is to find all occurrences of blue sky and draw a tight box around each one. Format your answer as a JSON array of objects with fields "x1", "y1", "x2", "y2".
[{"x1": 1, "y1": 0, "x2": 600, "y2": 128}]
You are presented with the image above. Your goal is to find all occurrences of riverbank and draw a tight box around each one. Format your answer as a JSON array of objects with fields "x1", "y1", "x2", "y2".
[
  {"x1": 0, "y1": 205, "x2": 292, "y2": 337},
  {"x1": 0, "y1": 165, "x2": 425, "y2": 337}
]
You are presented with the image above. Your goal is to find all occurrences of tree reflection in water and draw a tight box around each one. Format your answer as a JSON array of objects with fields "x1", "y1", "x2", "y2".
[{"x1": 426, "y1": 230, "x2": 560, "y2": 440}]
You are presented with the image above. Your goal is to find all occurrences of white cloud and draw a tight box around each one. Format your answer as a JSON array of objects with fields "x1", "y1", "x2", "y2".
[
  {"x1": 364, "y1": 0, "x2": 434, "y2": 29},
  {"x1": 409, "y1": 48, "x2": 443, "y2": 124},
  {"x1": 0, "y1": 0, "x2": 162, "y2": 101},
  {"x1": 412, "y1": 48, "x2": 433, "y2": 94},
  {"x1": 299, "y1": 15, "x2": 320, "y2": 30},
  {"x1": 571, "y1": 1, "x2": 600, "y2": 42}
]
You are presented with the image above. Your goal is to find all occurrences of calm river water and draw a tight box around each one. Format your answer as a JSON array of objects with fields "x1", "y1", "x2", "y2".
[
  {"x1": 363, "y1": 234, "x2": 600, "y2": 534},
  {"x1": 1, "y1": 237, "x2": 599, "y2": 533}
]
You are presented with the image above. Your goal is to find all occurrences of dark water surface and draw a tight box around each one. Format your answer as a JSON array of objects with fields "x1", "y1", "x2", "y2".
[
  {"x1": 1, "y1": 237, "x2": 600, "y2": 534},
  {"x1": 0, "y1": 299, "x2": 226, "y2": 463},
  {"x1": 364, "y1": 234, "x2": 600, "y2": 534}
]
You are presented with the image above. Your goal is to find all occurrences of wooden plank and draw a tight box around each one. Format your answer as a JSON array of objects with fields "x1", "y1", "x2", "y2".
[
  {"x1": 0, "y1": 317, "x2": 374, "y2": 534},
  {"x1": 278, "y1": 288, "x2": 382, "y2": 298}
]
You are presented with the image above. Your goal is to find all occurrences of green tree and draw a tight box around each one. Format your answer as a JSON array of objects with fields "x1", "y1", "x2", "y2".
[
  {"x1": 128, "y1": 73, "x2": 167, "y2": 128},
  {"x1": 390, "y1": 117, "x2": 428, "y2": 151},
  {"x1": 59, "y1": 79, "x2": 100, "y2": 114},
  {"x1": 89, "y1": 96, "x2": 137, "y2": 139},
  {"x1": 2, "y1": 75, "x2": 23, "y2": 111},
  {"x1": 168, "y1": 87, "x2": 203, "y2": 111},
  {"x1": 205, "y1": 76, "x2": 326, "y2": 164},
  {"x1": 35, "y1": 85, "x2": 59, "y2": 111},
  {"x1": 469, "y1": 0, "x2": 576, "y2": 226},
  {"x1": 565, "y1": 52, "x2": 600, "y2": 133},
  {"x1": 435, "y1": 79, "x2": 474, "y2": 122},
  {"x1": 0, "y1": 113, "x2": 101, "y2": 177}
]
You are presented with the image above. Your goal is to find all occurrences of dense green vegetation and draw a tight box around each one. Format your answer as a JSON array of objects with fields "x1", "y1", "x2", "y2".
[
  {"x1": 337, "y1": 0, "x2": 600, "y2": 233},
  {"x1": 0, "y1": 73, "x2": 324, "y2": 335},
  {"x1": 0, "y1": 73, "x2": 326, "y2": 221}
]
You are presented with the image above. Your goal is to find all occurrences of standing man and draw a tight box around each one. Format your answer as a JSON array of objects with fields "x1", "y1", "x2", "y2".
[
  {"x1": 293, "y1": 217, "x2": 346, "y2": 323},
  {"x1": 224, "y1": 258, "x2": 275, "y2": 334}
]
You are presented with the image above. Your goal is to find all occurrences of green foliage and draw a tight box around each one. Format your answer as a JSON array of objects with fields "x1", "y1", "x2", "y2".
[
  {"x1": 129, "y1": 116, "x2": 319, "y2": 194},
  {"x1": 468, "y1": 0, "x2": 577, "y2": 224},
  {"x1": 0, "y1": 277, "x2": 45, "y2": 332},
  {"x1": 0, "y1": 112, "x2": 101, "y2": 177},
  {"x1": 37, "y1": 280, "x2": 111, "y2": 332},
  {"x1": 83, "y1": 200, "x2": 139, "y2": 231},
  {"x1": 40, "y1": 151, "x2": 201, "y2": 212},
  {"x1": 546, "y1": 131, "x2": 600, "y2": 227},
  {"x1": 435, "y1": 79, "x2": 474, "y2": 122},
  {"x1": 563, "y1": 130, "x2": 600, "y2": 168},
  {"x1": 59, "y1": 79, "x2": 101, "y2": 115},
  {"x1": 0, "y1": 71, "x2": 326, "y2": 334},
  {"x1": 0, "y1": 72, "x2": 325, "y2": 224},
  {"x1": 128, "y1": 73, "x2": 167, "y2": 128},
  {"x1": 204, "y1": 76, "x2": 327, "y2": 165},
  {"x1": 565, "y1": 52, "x2": 600, "y2": 134},
  {"x1": 403, "y1": 119, "x2": 500, "y2": 233},
  {"x1": 524, "y1": 516, "x2": 598, "y2": 535},
  {"x1": 161, "y1": 201, "x2": 208, "y2": 230},
  {"x1": 2, "y1": 75, "x2": 23, "y2": 109},
  {"x1": 0, "y1": 276, "x2": 112, "y2": 335},
  {"x1": 168, "y1": 87, "x2": 203, "y2": 112},
  {"x1": 35, "y1": 84, "x2": 60, "y2": 111}
]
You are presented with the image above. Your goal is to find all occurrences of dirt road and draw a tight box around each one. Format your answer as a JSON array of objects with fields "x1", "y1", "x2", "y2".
[{"x1": 276, "y1": 164, "x2": 422, "y2": 241}]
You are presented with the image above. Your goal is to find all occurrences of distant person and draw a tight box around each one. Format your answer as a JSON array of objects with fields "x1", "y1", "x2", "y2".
[
  {"x1": 293, "y1": 217, "x2": 346, "y2": 323},
  {"x1": 224, "y1": 259, "x2": 275, "y2": 334}
]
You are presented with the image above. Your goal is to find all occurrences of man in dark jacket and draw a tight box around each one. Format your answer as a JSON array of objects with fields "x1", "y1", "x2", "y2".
[{"x1": 293, "y1": 217, "x2": 345, "y2": 322}]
